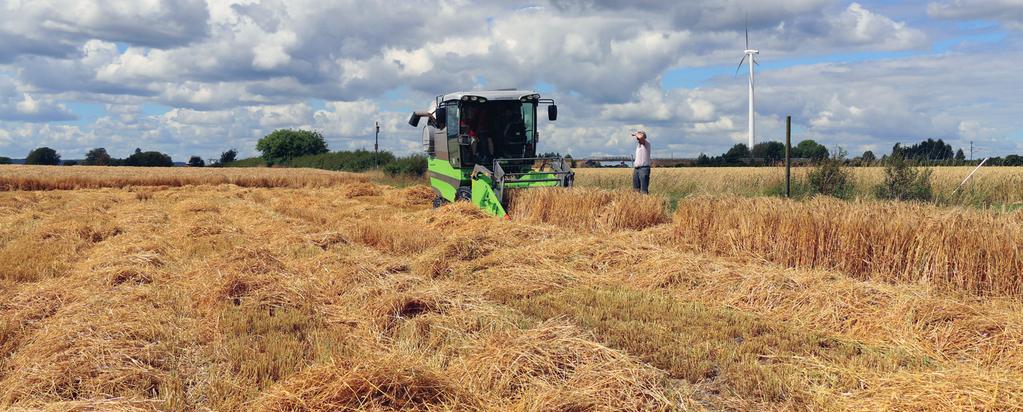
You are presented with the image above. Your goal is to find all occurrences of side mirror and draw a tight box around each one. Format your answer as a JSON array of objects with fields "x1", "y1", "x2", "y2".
[
  {"x1": 435, "y1": 107, "x2": 448, "y2": 127},
  {"x1": 408, "y1": 113, "x2": 421, "y2": 127},
  {"x1": 548, "y1": 104, "x2": 558, "y2": 121}
]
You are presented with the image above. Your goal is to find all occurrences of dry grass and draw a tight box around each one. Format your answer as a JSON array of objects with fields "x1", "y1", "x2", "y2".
[
  {"x1": 1, "y1": 166, "x2": 1021, "y2": 410},
  {"x1": 253, "y1": 353, "x2": 472, "y2": 411},
  {"x1": 671, "y1": 195, "x2": 1023, "y2": 297},
  {"x1": 577, "y1": 166, "x2": 794, "y2": 198},
  {"x1": 452, "y1": 321, "x2": 678, "y2": 411},
  {"x1": 576, "y1": 166, "x2": 1023, "y2": 206},
  {"x1": 507, "y1": 187, "x2": 669, "y2": 232},
  {"x1": 503, "y1": 232, "x2": 1023, "y2": 409}
]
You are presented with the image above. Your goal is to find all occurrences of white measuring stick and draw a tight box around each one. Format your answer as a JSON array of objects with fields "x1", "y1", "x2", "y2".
[{"x1": 952, "y1": 157, "x2": 989, "y2": 195}]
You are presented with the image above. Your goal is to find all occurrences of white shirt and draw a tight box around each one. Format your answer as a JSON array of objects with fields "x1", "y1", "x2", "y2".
[{"x1": 634, "y1": 139, "x2": 651, "y2": 167}]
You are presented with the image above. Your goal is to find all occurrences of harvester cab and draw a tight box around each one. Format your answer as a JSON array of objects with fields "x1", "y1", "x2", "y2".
[{"x1": 408, "y1": 90, "x2": 574, "y2": 217}]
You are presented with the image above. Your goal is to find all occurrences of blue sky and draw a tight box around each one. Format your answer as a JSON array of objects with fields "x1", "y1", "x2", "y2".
[{"x1": 0, "y1": 0, "x2": 1020, "y2": 160}]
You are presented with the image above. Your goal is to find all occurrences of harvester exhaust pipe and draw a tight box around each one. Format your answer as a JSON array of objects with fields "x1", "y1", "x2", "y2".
[{"x1": 408, "y1": 111, "x2": 434, "y2": 127}]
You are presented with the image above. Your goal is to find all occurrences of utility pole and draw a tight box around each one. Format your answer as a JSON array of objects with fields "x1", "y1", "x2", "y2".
[
  {"x1": 374, "y1": 121, "x2": 380, "y2": 167},
  {"x1": 970, "y1": 141, "x2": 974, "y2": 161}
]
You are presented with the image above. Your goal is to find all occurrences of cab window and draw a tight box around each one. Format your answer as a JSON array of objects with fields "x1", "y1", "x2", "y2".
[
  {"x1": 521, "y1": 102, "x2": 536, "y2": 143},
  {"x1": 445, "y1": 104, "x2": 460, "y2": 167}
]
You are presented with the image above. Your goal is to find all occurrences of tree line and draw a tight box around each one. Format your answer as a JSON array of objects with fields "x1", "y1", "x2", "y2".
[
  {"x1": 691, "y1": 137, "x2": 1023, "y2": 167},
  {"x1": 6, "y1": 134, "x2": 1019, "y2": 170},
  {"x1": 5, "y1": 146, "x2": 238, "y2": 167},
  {"x1": 694, "y1": 139, "x2": 830, "y2": 166},
  {"x1": 3, "y1": 129, "x2": 424, "y2": 175},
  {"x1": 888, "y1": 139, "x2": 1023, "y2": 166}
]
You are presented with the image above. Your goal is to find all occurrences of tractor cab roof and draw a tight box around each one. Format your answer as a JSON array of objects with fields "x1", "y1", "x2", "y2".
[{"x1": 440, "y1": 89, "x2": 541, "y2": 102}]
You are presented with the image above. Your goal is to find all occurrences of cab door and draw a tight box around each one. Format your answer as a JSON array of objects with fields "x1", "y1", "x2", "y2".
[{"x1": 444, "y1": 104, "x2": 462, "y2": 167}]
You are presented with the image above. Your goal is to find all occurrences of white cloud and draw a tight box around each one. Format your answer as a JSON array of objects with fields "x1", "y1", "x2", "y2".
[
  {"x1": 314, "y1": 100, "x2": 380, "y2": 138},
  {"x1": 0, "y1": 0, "x2": 209, "y2": 63},
  {"x1": 0, "y1": 1, "x2": 1019, "y2": 160},
  {"x1": 15, "y1": 94, "x2": 39, "y2": 114},
  {"x1": 0, "y1": 78, "x2": 76, "y2": 122},
  {"x1": 600, "y1": 86, "x2": 673, "y2": 121},
  {"x1": 830, "y1": 3, "x2": 927, "y2": 50},
  {"x1": 928, "y1": 0, "x2": 1023, "y2": 30},
  {"x1": 252, "y1": 29, "x2": 298, "y2": 69},
  {"x1": 691, "y1": 116, "x2": 736, "y2": 134}
]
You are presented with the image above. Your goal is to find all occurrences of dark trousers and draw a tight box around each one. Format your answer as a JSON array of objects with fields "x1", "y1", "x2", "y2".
[{"x1": 632, "y1": 166, "x2": 650, "y2": 194}]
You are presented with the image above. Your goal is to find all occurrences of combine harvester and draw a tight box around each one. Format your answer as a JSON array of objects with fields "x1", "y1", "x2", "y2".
[{"x1": 408, "y1": 90, "x2": 574, "y2": 217}]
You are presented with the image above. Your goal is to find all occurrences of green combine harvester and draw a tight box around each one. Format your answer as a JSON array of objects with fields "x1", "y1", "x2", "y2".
[{"x1": 408, "y1": 90, "x2": 574, "y2": 217}]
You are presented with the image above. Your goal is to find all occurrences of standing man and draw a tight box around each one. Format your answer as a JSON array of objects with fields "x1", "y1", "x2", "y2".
[{"x1": 632, "y1": 130, "x2": 651, "y2": 194}]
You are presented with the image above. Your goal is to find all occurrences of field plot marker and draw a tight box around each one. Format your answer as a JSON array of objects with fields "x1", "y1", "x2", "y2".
[
  {"x1": 785, "y1": 115, "x2": 792, "y2": 198},
  {"x1": 952, "y1": 157, "x2": 989, "y2": 195}
]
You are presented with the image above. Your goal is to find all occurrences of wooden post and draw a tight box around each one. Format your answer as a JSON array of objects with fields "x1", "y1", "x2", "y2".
[{"x1": 785, "y1": 115, "x2": 791, "y2": 198}]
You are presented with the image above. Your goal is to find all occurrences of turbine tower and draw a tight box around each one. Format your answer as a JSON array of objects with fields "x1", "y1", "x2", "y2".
[{"x1": 735, "y1": 24, "x2": 759, "y2": 151}]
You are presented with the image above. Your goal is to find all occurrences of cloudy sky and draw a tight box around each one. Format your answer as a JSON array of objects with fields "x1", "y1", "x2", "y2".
[{"x1": 1, "y1": 0, "x2": 1020, "y2": 161}]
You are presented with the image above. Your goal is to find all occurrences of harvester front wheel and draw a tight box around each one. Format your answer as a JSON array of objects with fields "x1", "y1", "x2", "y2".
[
  {"x1": 432, "y1": 196, "x2": 448, "y2": 208},
  {"x1": 455, "y1": 187, "x2": 472, "y2": 202}
]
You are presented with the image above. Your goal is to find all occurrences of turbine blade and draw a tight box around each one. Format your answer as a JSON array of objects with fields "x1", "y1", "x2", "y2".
[
  {"x1": 753, "y1": 58, "x2": 759, "y2": 66},
  {"x1": 745, "y1": 15, "x2": 749, "y2": 49},
  {"x1": 735, "y1": 55, "x2": 747, "y2": 76}
]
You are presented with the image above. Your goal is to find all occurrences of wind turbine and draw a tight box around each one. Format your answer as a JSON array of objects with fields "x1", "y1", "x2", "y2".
[{"x1": 735, "y1": 23, "x2": 759, "y2": 151}]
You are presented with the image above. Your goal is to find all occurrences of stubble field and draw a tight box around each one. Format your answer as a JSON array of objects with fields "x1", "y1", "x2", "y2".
[{"x1": 1, "y1": 165, "x2": 1022, "y2": 411}]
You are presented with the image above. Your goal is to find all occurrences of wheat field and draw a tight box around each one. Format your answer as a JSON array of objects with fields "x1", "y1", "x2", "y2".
[
  {"x1": 0, "y1": 165, "x2": 367, "y2": 191},
  {"x1": 575, "y1": 166, "x2": 1023, "y2": 206},
  {"x1": 1, "y1": 166, "x2": 1022, "y2": 410}
]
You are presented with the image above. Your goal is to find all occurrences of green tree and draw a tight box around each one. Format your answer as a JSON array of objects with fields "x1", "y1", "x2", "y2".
[
  {"x1": 187, "y1": 156, "x2": 205, "y2": 167},
  {"x1": 124, "y1": 150, "x2": 174, "y2": 167},
  {"x1": 955, "y1": 148, "x2": 966, "y2": 162},
  {"x1": 794, "y1": 140, "x2": 829, "y2": 161},
  {"x1": 1004, "y1": 154, "x2": 1023, "y2": 166},
  {"x1": 861, "y1": 150, "x2": 876, "y2": 164},
  {"x1": 219, "y1": 149, "x2": 238, "y2": 165},
  {"x1": 898, "y1": 138, "x2": 954, "y2": 161},
  {"x1": 695, "y1": 153, "x2": 711, "y2": 166},
  {"x1": 751, "y1": 141, "x2": 785, "y2": 163},
  {"x1": 0, "y1": 157, "x2": 11, "y2": 165},
  {"x1": 25, "y1": 147, "x2": 61, "y2": 165},
  {"x1": 891, "y1": 143, "x2": 905, "y2": 160},
  {"x1": 722, "y1": 143, "x2": 750, "y2": 164},
  {"x1": 83, "y1": 147, "x2": 112, "y2": 166},
  {"x1": 256, "y1": 129, "x2": 329, "y2": 164}
]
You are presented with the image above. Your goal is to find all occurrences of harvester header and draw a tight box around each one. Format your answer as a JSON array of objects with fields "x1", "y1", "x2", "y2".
[{"x1": 409, "y1": 90, "x2": 573, "y2": 217}]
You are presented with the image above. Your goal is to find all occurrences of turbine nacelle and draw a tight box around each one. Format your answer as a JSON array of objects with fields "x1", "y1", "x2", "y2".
[{"x1": 744, "y1": 49, "x2": 759, "y2": 55}]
